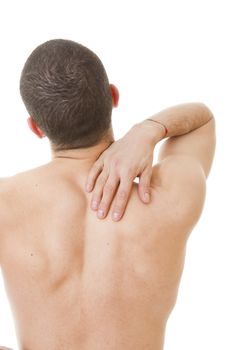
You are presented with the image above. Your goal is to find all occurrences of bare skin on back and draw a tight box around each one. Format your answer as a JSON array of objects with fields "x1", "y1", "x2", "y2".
[
  {"x1": 0, "y1": 154, "x2": 203, "y2": 350},
  {"x1": 0, "y1": 101, "x2": 216, "y2": 350}
]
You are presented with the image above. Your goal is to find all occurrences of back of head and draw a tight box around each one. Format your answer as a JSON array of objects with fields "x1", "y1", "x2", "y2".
[{"x1": 20, "y1": 39, "x2": 113, "y2": 151}]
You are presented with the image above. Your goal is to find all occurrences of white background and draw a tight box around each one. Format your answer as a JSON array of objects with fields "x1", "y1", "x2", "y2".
[{"x1": 0, "y1": 0, "x2": 232, "y2": 349}]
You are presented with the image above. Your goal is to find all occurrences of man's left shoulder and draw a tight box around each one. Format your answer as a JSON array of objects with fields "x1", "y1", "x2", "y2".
[
  {"x1": 0, "y1": 177, "x2": 13, "y2": 215},
  {"x1": 0, "y1": 177, "x2": 9, "y2": 194},
  {"x1": 0, "y1": 178, "x2": 13, "y2": 255},
  {"x1": 0, "y1": 176, "x2": 19, "y2": 221},
  {"x1": 0, "y1": 176, "x2": 13, "y2": 197},
  {"x1": 0, "y1": 170, "x2": 30, "y2": 195}
]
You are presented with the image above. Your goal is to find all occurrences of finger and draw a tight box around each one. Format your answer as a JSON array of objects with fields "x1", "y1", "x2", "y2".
[
  {"x1": 138, "y1": 167, "x2": 152, "y2": 203},
  {"x1": 112, "y1": 178, "x2": 133, "y2": 221},
  {"x1": 90, "y1": 171, "x2": 109, "y2": 211},
  {"x1": 97, "y1": 173, "x2": 120, "y2": 219},
  {"x1": 85, "y1": 161, "x2": 103, "y2": 192}
]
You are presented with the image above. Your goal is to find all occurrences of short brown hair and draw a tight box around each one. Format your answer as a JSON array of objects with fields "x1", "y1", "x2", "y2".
[{"x1": 20, "y1": 39, "x2": 113, "y2": 151}]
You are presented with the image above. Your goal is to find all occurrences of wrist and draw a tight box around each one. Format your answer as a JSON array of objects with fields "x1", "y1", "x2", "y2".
[{"x1": 133, "y1": 119, "x2": 165, "y2": 146}]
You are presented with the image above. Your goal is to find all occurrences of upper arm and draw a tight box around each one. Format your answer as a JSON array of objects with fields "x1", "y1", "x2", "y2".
[
  {"x1": 150, "y1": 106, "x2": 215, "y2": 225},
  {"x1": 151, "y1": 155, "x2": 207, "y2": 237},
  {"x1": 149, "y1": 105, "x2": 215, "y2": 238},
  {"x1": 157, "y1": 110, "x2": 216, "y2": 178}
]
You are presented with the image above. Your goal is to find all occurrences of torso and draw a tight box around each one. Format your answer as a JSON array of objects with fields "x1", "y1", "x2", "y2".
[{"x1": 0, "y1": 159, "x2": 193, "y2": 350}]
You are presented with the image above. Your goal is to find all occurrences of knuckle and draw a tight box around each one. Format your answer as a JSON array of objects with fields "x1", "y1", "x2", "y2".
[
  {"x1": 100, "y1": 178, "x2": 107, "y2": 187},
  {"x1": 118, "y1": 189, "x2": 128, "y2": 201},
  {"x1": 92, "y1": 193, "x2": 101, "y2": 202},
  {"x1": 111, "y1": 157, "x2": 120, "y2": 168},
  {"x1": 93, "y1": 161, "x2": 102, "y2": 171},
  {"x1": 93, "y1": 181, "x2": 104, "y2": 196},
  {"x1": 99, "y1": 200, "x2": 108, "y2": 210},
  {"x1": 87, "y1": 177, "x2": 93, "y2": 186},
  {"x1": 139, "y1": 181, "x2": 147, "y2": 190},
  {"x1": 97, "y1": 174, "x2": 107, "y2": 187},
  {"x1": 102, "y1": 154, "x2": 110, "y2": 164},
  {"x1": 93, "y1": 182, "x2": 101, "y2": 194},
  {"x1": 87, "y1": 172, "x2": 95, "y2": 182},
  {"x1": 139, "y1": 174, "x2": 148, "y2": 185},
  {"x1": 104, "y1": 182, "x2": 115, "y2": 194},
  {"x1": 121, "y1": 167, "x2": 134, "y2": 178},
  {"x1": 91, "y1": 193, "x2": 101, "y2": 210}
]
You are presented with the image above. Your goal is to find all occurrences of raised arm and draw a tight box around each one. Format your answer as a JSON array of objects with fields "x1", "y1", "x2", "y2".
[
  {"x1": 85, "y1": 102, "x2": 216, "y2": 221},
  {"x1": 140, "y1": 102, "x2": 215, "y2": 178}
]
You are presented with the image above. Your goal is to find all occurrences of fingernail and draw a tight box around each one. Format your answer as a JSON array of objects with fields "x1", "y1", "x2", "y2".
[
  {"x1": 97, "y1": 209, "x2": 105, "y2": 218},
  {"x1": 144, "y1": 192, "x2": 150, "y2": 202},
  {"x1": 91, "y1": 200, "x2": 98, "y2": 210},
  {"x1": 112, "y1": 212, "x2": 120, "y2": 221}
]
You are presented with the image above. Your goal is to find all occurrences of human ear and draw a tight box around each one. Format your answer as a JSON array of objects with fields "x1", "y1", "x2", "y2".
[
  {"x1": 109, "y1": 84, "x2": 119, "y2": 107},
  {"x1": 27, "y1": 117, "x2": 45, "y2": 138}
]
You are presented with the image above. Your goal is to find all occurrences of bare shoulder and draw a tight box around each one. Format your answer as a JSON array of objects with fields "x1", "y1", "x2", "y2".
[
  {"x1": 155, "y1": 154, "x2": 206, "y2": 192},
  {"x1": 0, "y1": 168, "x2": 46, "y2": 250},
  {"x1": 0, "y1": 163, "x2": 50, "y2": 196},
  {"x1": 0, "y1": 176, "x2": 12, "y2": 202},
  {"x1": 0, "y1": 177, "x2": 14, "y2": 257},
  {"x1": 0, "y1": 174, "x2": 22, "y2": 203},
  {"x1": 0, "y1": 176, "x2": 17, "y2": 223},
  {"x1": 0, "y1": 169, "x2": 39, "y2": 219},
  {"x1": 150, "y1": 155, "x2": 207, "y2": 236}
]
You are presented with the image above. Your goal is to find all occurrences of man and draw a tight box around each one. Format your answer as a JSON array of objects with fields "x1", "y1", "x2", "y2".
[{"x1": 0, "y1": 39, "x2": 216, "y2": 350}]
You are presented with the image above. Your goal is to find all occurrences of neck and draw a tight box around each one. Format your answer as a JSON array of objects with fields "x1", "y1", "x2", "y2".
[{"x1": 51, "y1": 139, "x2": 114, "y2": 164}]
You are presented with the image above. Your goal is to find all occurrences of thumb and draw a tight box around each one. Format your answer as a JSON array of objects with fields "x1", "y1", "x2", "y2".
[{"x1": 138, "y1": 167, "x2": 152, "y2": 204}]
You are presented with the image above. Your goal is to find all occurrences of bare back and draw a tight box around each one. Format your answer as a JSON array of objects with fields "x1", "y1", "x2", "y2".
[{"x1": 0, "y1": 156, "x2": 206, "y2": 350}]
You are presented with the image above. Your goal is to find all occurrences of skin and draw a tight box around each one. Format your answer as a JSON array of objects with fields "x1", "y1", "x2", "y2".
[{"x1": 0, "y1": 88, "x2": 215, "y2": 349}]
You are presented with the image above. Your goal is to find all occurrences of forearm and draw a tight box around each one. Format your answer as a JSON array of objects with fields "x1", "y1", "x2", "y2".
[{"x1": 135, "y1": 102, "x2": 214, "y2": 144}]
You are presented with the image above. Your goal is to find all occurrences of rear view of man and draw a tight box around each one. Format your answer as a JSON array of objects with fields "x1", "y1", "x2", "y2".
[{"x1": 0, "y1": 39, "x2": 216, "y2": 350}]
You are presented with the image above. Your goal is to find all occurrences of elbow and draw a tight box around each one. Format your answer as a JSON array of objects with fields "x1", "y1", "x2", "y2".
[{"x1": 197, "y1": 102, "x2": 215, "y2": 122}]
